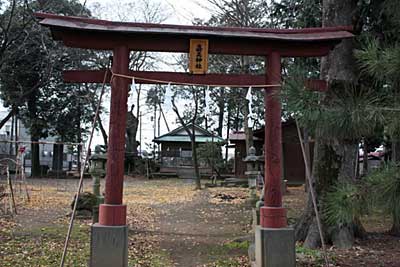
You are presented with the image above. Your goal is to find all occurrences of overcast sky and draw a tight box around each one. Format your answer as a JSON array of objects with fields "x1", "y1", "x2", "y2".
[{"x1": 80, "y1": 0, "x2": 211, "y2": 24}]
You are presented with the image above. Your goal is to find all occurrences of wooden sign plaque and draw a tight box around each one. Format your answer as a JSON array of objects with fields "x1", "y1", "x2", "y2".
[{"x1": 189, "y1": 39, "x2": 209, "y2": 74}]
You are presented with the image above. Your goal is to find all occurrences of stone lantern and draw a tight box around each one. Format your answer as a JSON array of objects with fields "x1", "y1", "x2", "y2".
[
  {"x1": 89, "y1": 145, "x2": 107, "y2": 223},
  {"x1": 244, "y1": 146, "x2": 261, "y2": 206}
]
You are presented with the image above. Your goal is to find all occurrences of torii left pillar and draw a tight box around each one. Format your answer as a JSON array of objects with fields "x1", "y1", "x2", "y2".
[{"x1": 90, "y1": 45, "x2": 129, "y2": 267}]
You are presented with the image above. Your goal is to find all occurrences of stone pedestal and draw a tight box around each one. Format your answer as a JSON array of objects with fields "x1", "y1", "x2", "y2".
[
  {"x1": 255, "y1": 226, "x2": 295, "y2": 267},
  {"x1": 90, "y1": 224, "x2": 128, "y2": 267}
]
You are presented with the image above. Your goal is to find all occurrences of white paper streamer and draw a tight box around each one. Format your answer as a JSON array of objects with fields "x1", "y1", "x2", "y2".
[
  {"x1": 246, "y1": 86, "x2": 253, "y2": 120},
  {"x1": 205, "y1": 86, "x2": 211, "y2": 117},
  {"x1": 129, "y1": 78, "x2": 136, "y2": 107},
  {"x1": 130, "y1": 77, "x2": 136, "y2": 92}
]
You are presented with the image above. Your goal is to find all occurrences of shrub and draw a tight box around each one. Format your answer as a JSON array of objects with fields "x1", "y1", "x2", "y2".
[
  {"x1": 365, "y1": 163, "x2": 400, "y2": 234},
  {"x1": 322, "y1": 182, "x2": 367, "y2": 227}
]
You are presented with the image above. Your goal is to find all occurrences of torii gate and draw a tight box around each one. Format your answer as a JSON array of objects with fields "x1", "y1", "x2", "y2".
[{"x1": 35, "y1": 13, "x2": 353, "y2": 267}]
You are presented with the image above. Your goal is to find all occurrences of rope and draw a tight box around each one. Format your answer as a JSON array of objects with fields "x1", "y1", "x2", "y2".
[
  {"x1": 0, "y1": 140, "x2": 83, "y2": 146},
  {"x1": 60, "y1": 63, "x2": 110, "y2": 267},
  {"x1": 110, "y1": 71, "x2": 281, "y2": 88},
  {"x1": 295, "y1": 118, "x2": 330, "y2": 267}
]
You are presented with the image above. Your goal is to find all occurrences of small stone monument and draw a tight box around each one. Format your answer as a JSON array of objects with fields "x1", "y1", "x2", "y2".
[
  {"x1": 89, "y1": 145, "x2": 107, "y2": 223},
  {"x1": 244, "y1": 146, "x2": 261, "y2": 207}
]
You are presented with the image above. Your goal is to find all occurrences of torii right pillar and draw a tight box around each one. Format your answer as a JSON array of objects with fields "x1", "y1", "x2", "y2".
[{"x1": 255, "y1": 51, "x2": 296, "y2": 267}]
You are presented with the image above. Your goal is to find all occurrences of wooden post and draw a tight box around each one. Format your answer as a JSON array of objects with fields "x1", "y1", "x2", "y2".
[
  {"x1": 260, "y1": 51, "x2": 287, "y2": 228},
  {"x1": 99, "y1": 45, "x2": 129, "y2": 226}
]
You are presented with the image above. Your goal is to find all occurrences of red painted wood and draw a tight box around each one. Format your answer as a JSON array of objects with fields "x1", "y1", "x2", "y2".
[
  {"x1": 54, "y1": 29, "x2": 338, "y2": 57},
  {"x1": 260, "y1": 207, "x2": 287, "y2": 228},
  {"x1": 261, "y1": 51, "x2": 287, "y2": 228},
  {"x1": 63, "y1": 70, "x2": 266, "y2": 85},
  {"x1": 99, "y1": 204, "x2": 127, "y2": 226},
  {"x1": 264, "y1": 51, "x2": 283, "y2": 208},
  {"x1": 304, "y1": 79, "x2": 328, "y2": 92},
  {"x1": 104, "y1": 45, "x2": 129, "y2": 206},
  {"x1": 63, "y1": 70, "x2": 328, "y2": 92},
  {"x1": 35, "y1": 12, "x2": 353, "y2": 35}
]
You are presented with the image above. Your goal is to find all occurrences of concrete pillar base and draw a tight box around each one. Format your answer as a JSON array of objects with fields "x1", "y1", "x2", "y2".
[
  {"x1": 255, "y1": 226, "x2": 295, "y2": 267},
  {"x1": 90, "y1": 224, "x2": 128, "y2": 267}
]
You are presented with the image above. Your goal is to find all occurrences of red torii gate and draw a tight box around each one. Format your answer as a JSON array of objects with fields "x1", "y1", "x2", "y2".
[{"x1": 35, "y1": 12, "x2": 353, "y2": 267}]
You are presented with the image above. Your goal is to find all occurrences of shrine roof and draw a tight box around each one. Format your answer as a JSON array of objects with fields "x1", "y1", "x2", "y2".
[
  {"x1": 35, "y1": 12, "x2": 353, "y2": 43},
  {"x1": 153, "y1": 123, "x2": 224, "y2": 144}
]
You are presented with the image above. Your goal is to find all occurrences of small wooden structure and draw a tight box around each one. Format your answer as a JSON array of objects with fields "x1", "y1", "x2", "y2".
[
  {"x1": 153, "y1": 123, "x2": 224, "y2": 178},
  {"x1": 230, "y1": 120, "x2": 314, "y2": 185},
  {"x1": 229, "y1": 131, "x2": 263, "y2": 178}
]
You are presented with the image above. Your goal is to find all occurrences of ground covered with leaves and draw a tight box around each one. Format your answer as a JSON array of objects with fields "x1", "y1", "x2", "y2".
[
  {"x1": 0, "y1": 178, "x2": 252, "y2": 267},
  {"x1": 285, "y1": 187, "x2": 400, "y2": 267},
  {"x1": 0, "y1": 179, "x2": 399, "y2": 266}
]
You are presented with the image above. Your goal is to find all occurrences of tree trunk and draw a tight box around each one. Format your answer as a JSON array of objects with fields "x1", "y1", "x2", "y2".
[
  {"x1": 52, "y1": 143, "x2": 64, "y2": 171},
  {"x1": 296, "y1": 0, "x2": 360, "y2": 249},
  {"x1": 363, "y1": 140, "x2": 368, "y2": 176},
  {"x1": 171, "y1": 93, "x2": 201, "y2": 190},
  {"x1": 31, "y1": 137, "x2": 41, "y2": 177},
  {"x1": 295, "y1": 134, "x2": 340, "y2": 248},
  {"x1": 323, "y1": 0, "x2": 362, "y2": 248},
  {"x1": 392, "y1": 141, "x2": 400, "y2": 162},
  {"x1": 77, "y1": 106, "x2": 82, "y2": 172},
  {"x1": 191, "y1": 129, "x2": 201, "y2": 190},
  {"x1": 98, "y1": 115, "x2": 108, "y2": 148},
  {"x1": 126, "y1": 106, "x2": 139, "y2": 156},
  {"x1": 77, "y1": 136, "x2": 82, "y2": 173},
  {"x1": 0, "y1": 107, "x2": 16, "y2": 131},
  {"x1": 89, "y1": 86, "x2": 108, "y2": 148},
  {"x1": 234, "y1": 106, "x2": 240, "y2": 131},
  {"x1": 203, "y1": 87, "x2": 208, "y2": 130},
  {"x1": 9, "y1": 115, "x2": 14, "y2": 155},
  {"x1": 225, "y1": 108, "x2": 231, "y2": 163},
  {"x1": 14, "y1": 115, "x2": 18, "y2": 156},
  {"x1": 217, "y1": 87, "x2": 225, "y2": 137},
  {"x1": 333, "y1": 140, "x2": 358, "y2": 183},
  {"x1": 389, "y1": 211, "x2": 400, "y2": 236}
]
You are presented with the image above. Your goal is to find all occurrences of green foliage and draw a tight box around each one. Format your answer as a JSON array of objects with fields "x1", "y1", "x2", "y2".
[
  {"x1": 270, "y1": 0, "x2": 322, "y2": 28},
  {"x1": 323, "y1": 182, "x2": 366, "y2": 227},
  {"x1": 281, "y1": 65, "x2": 322, "y2": 130},
  {"x1": 0, "y1": 225, "x2": 90, "y2": 266},
  {"x1": 355, "y1": 0, "x2": 400, "y2": 141},
  {"x1": 322, "y1": 162, "x2": 400, "y2": 230},
  {"x1": 366, "y1": 163, "x2": 400, "y2": 224},
  {"x1": 283, "y1": 67, "x2": 385, "y2": 141},
  {"x1": 295, "y1": 245, "x2": 326, "y2": 265},
  {"x1": 197, "y1": 141, "x2": 224, "y2": 170},
  {"x1": 356, "y1": 38, "x2": 400, "y2": 84},
  {"x1": 146, "y1": 84, "x2": 165, "y2": 107},
  {"x1": 223, "y1": 240, "x2": 249, "y2": 250},
  {"x1": 356, "y1": 38, "x2": 400, "y2": 138},
  {"x1": 206, "y1": 258, "x2": 247, "y2": 267},
  {"x1": 0, "y1": 0, "x2": 95, "y2": 143},
  {"x1": 207, "y1": 0, "x2": 270, "y2": 28}
]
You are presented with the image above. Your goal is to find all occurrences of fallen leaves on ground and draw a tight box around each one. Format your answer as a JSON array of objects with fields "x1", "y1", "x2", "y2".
[
  {"x1": 203, "y1": 256, "x2": 250, "y2": 267},
  {"x1": 1, "y1": 180, "x2": 398, "y2": 267},
  {"x1": 208, "y1": 188, "x2": 249, "y2": 205}
]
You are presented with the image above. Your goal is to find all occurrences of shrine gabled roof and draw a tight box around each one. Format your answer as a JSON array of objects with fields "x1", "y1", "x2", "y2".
[
  {"x1": 153, "y1": 123, "x2": 225, "y2": 144},
  {"x1": 35, "y1": 12, "x2": 353, "y2": 42}
]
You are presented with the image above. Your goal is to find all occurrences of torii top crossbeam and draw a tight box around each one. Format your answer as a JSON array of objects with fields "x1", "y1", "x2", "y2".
[
  {"x1": 36, "y1": 12, "x2": 352, "y2": 56},
  {"x1": 35, "y1": 12, "x2": 353, "y2": 229}
]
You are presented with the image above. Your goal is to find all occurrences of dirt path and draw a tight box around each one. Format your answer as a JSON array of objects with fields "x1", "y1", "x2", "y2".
[
  {"x1": 3, "y1": 178, "x2": 400, "y2": 267},
  {"x1": 153, "y1": 188, "x2": 252, "y2": 267}
]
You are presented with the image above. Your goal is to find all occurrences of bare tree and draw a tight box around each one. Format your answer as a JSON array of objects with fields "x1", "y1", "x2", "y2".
[{"x1": 171, "y1": 87, "x2": 202, "y2": 190}]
